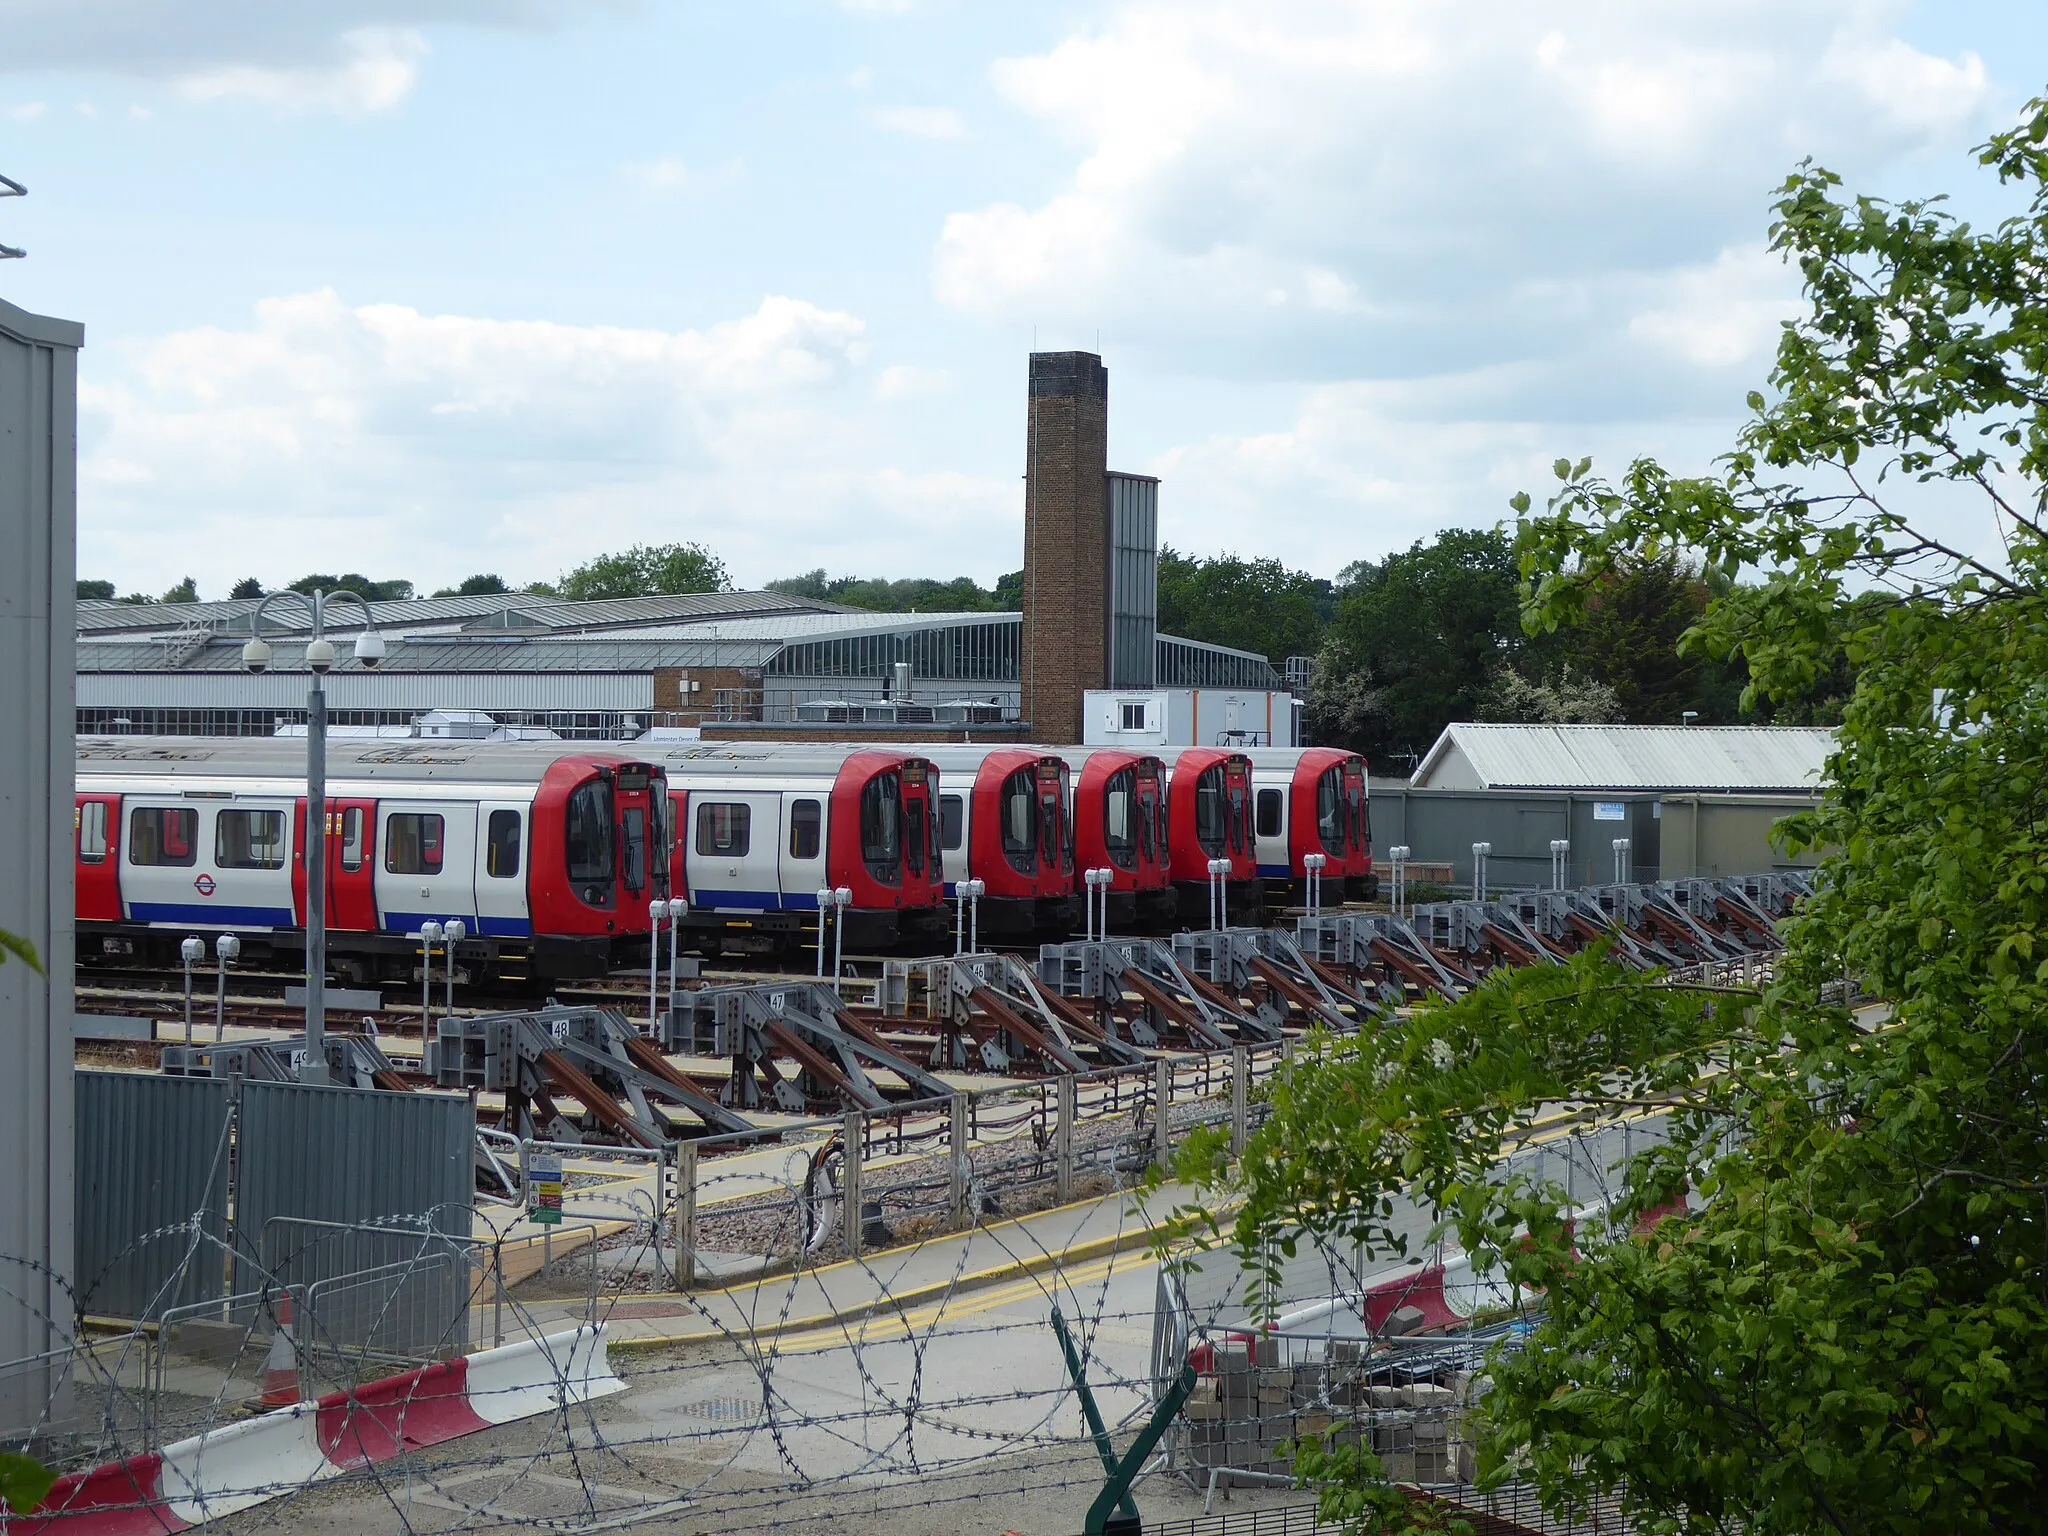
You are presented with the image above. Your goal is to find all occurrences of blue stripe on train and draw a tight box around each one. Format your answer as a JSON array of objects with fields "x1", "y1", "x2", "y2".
[
  {"x1": 131, "y1": 902, "x2": 294, "y2": 927},
  {"x1": 689, "y1": 888, "x2": 785, "y2": 912},
  {"x1": 1257, "y1": 863, "x2": 1291, "y2": 879}
]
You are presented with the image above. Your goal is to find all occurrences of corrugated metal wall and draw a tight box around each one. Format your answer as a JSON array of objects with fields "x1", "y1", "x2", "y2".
[
  {"x1": 1108, "y1": 472, "x2": 1158, "y2": 690},
  {"x1": 236, "y1": 1084, "x2": 474, "y2": 1356},
  {"x1": 0, "y1": 297, "x2": 81, "y2": 1430},
  {"x1": 76, "y1": 669, "x2": 653, "y2": 712},
  {"x1": 73, "y1": 1072, "x2": 232, "y2": 1320}
]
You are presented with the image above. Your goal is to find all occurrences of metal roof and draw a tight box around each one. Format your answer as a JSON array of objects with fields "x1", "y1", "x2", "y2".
[{"x1": 1410, "y1": 723, "x2": 1836, "y2": 793}]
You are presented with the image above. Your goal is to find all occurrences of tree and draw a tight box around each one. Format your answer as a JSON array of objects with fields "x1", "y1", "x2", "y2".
[
  {"x1": 286, "y1": 573, "x2": 412, "y2": 603},
  {"x1": 229, "y1": 577, "x2": 264, "y2": 600},
  {"x1": 1155, "y1": 548, "x2": 1330, "y2": 663},
  {"x1": 1559, "y1": 555, "x2": 1746, "y2": 724},
  {"x1": 1308, "y1": 528, "x2": 1523, "y2": 764},
  {"x1": 75, "y1": 579, "x2": 114, "y2": 600},
  {"x1": 160, "y1": 576, "x2": 198, "y2": 604},
  {"x1": 765, "y1": 569, "x2": 1015, "y2": 612},
  {"x1": 430, "y1": 574, "x2": 511, "y2": 597},
  {"x1": 1472, "y1": 664, "x2": 1621, "y2": 724},
  {"x1": 560, "y1": 542, "x2": 729, "y2": 601},
  {"x1": 1181, "y1": 96, "x2": 2048, "y2": 1535}
]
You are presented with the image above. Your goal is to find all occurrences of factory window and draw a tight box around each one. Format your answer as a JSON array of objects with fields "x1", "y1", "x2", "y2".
[
  {"x1": 340, "y1": 807, "x2": 366, "y2": 872},
  {"x1": 216, "y1": 809, "x2": 286, "y2": 870},
  {"x1": 1120, "y1": 701, "x2": 1148, "y2": 732},
  {"x1": 789, "y1": 799, "x2": 822, "y2": 860},
  {"x1": 695, "y1": 802, "x2": 752, "y2": 858},
  {"x1": 77, "y1": 801, "x2": 108, "y2": 864},
  {"x1": 939, "y1": 794, "x2": 964, "y2": 852},
  {"x1": 385, "y1": 813, "x2": 445, "y2": 875},
  {"x1": 1256, "y1": 789, "x2": 1284, "y2": 840},
  {"x1": 129, "y1": 806, "x2": 198, "y2": 867},
  {"x1": 486, "y1": 810, "x2": 522, "y2": 878}
]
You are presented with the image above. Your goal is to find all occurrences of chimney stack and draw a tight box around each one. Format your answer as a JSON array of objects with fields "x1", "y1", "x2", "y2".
[{"x1": 1021, "y1": 352, "x2": 1110, "y2": 743}]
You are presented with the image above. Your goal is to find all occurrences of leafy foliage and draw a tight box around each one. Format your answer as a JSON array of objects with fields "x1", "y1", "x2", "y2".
[
  {"x1": 431, "y1": 573, "x2": 511, "y2": 597},
  {"x1": 0, "y1": 928, "x2": 43, "y2": 974},
  {"x1": 75, "y1": 579, "x2": 114, "y2": 601},
  {"x1": 1155, "y1": 548, "x2": 1333, "y2": 663},
  {"x1": 285, "y1": 573, "x2": 414, "y2": 603},
  {"x1": 766, "y1": 568, "x2": 1018, "y2": 612},
  {"x1": 558, "y1": 542, "x2": 729, "y2": 601},
  {"x1": 1181, "y1": 95, "x2": 2048, "y2": 1534},
  {"x1": 159, "y1": 575, "x2": 198, "y2": 604},
  {"x1": 0, "y1": 1452, "x2": 56, "y2": 1517},
  {"x1": 228, "y1": 577, "x2": 264, "y2": 599}
]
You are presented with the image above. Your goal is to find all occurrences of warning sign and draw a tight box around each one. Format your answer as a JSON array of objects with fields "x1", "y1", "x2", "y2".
[{"x1": 530, "y1": 1152, "x2": 563, "y2": 1227}]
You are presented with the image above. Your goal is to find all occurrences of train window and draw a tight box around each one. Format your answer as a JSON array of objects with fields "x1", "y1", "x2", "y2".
[
  {"x1": 385, "y1": 813, "x2": 445, "y2": 875},
  {"x1": 1157, "y1": 790, "x2": 1169, "y2": 862},
  {"x1": 929, "y1": 795, "x2": 943, "y2": 869},
  {"x1": 695, "y1": 802, "x2": 751, "y2": 858},
  {"x1": 905, "y1": 801, "x2": 926, "y2": 875},
  {"x1": 622, "y1": 807, "x2": 648, "y2": 893},
  {"x1": 216, "y1": 809, "x2": 286, "y2": 870},
  {"x1": 129, "y1": 806, "x2": 197, "y2": 867},
  {"x1": 1000, "y1": 769, "x2": 1036, "y2": 872},
  {"x1": 939, "y1": 794, "x2": 964, "y2": 852},
  {"x1": 566, "y1": 779, "x2": 615, "y2": 889},
  {"x1": 77, "y1": 801, "x2": 108, "y2": 864},
  {"x1": 340, "y1": 807, "x2": 366, "y2": 872},
  {"x1": 1316, "y1": 769, "x2": 1346, "y2": 855},
  {"x1": 1193, "y1": 770, "x2": 1226, "y2": 856},
  {"x1": 1256, "y1": 789, "x2": 1284, "y2": 839},
  {"x1": 1227, "y1": 784, "x2": 1248, "y2": 854},
  {"x1": 1104, "y1": 769, "x2": 1137, "y2": 868},
  {"x1": 485, "y1": 810, "x2": 521, "y2": 878},
  {"x1": 789, "y1": 799, "x2": 822, "y2": 860},
  {"x1": 860, "y1": 772, "x2": 902, "y2": 883},
  {"x1": 1040, "y1": 789, "x2": 1062, "y2": 871}
]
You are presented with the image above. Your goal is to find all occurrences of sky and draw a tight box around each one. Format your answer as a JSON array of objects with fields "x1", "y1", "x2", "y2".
[{"x1": 3, "y1": 0, "x2": 2046, "y2": 601}]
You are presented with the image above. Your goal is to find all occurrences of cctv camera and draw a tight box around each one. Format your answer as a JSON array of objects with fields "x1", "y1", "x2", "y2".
[
  {"x1": 241, "y1": 637, "x2": 274, "y2": 675},
  {"x1": 305, "y1": 638, "x2": 336, "y2": 674},
  {"x1": 354, "y1": 630, "x2": 387, "y2": 670}
]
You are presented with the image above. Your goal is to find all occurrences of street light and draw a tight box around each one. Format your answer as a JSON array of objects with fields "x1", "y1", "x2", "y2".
[
  {"x1": 212, "y1": 933, "x2": 239, "y2": 1044},
  {"x1": 646, "y1": 901, "x2": 669, "y2": 1034},
  {"x1": 831, "y1": 886, "x2": 854, "y2": 981},
  {"x1": 180, "y1": 936, "x2": 205, "y2": 1044},
  {"x1": 1303, "y1": 852, "x2": 1327, "y2": 917},
  {"x1": 240, "y1": 587, "x2": 386, "y2": 1084},
  {"x1": 817, "y1": 886, "x2": 835, "y2": 974},
  {"x1": 418, "y1": 921, "x2": 443, "y2": 1034},
  {"x1": 1471, "y1": 841, "x2": 1492, "y2": 902},
  {"x1": 443, "y1": 918, "x2": 466, "y2": 1026}
]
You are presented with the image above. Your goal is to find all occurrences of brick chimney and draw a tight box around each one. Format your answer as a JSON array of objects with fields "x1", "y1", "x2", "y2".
[{"x1": 1021, "y1": 351, "x2": 1109, "y2": 743}]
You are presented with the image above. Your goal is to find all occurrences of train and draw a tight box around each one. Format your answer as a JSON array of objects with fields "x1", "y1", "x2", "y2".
[
  {"x1": 73, "y1": 737, "x2": 944, "y2": 984},
  {"x1": 70, "y1": 736, "x2": 1372, "y2": 978}
]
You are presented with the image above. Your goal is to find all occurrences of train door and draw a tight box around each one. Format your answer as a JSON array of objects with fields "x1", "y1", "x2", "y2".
[
  {"x1": 473, "y1": 800, "x2": 532, "y2": 937},
  {"x1": 1253, "y1": 767, "x2": 1291, "y2": 878},
  {"x1": 686, "y1": 789, "x2": 782, "y2": 911},
  {"x1": 667, "y1": 788, "x2": 688, "y2": 900},
  {"x1": 205, "y1": 798, "x2": 296, "y2": 927},
  {"x1": 75, "y1": 794, "x2": 122, "y2": 922},
  {"x1": 374, "y1": 799, "x2": 479, "y2": 933},
  {"x1": 293, "y1": 798, "x2": 379, "y2": 931},
  {"x1": 936, "y1": 784, "x2": 968, "y2": 893},
  {"x1": 610, "y1": 763, "x2": 664, "y2": 913},
  {"x1": 780, "y1": 789, "x2": 828, "y2": 906}
]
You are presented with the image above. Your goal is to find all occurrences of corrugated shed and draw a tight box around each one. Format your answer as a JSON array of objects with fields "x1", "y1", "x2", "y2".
[
  {"x1": 1410, "y1": 723, "x2": 1836, "y2": 792},
  {"x1": 77, "y1": 670, "x2": 654, "y2": 711}
]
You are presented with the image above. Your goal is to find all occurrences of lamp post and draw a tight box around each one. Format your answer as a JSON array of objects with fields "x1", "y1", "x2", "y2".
[
  {"x1": 1612, "y1": 837, "x2": 1631, "y2": 885},
  {"x1": 1303, "y1": 852, "x2": 1326, "y2": 917},
  {"x1": 180, "y1": 935, "x2": 204, "y2": 1045},
  {"x1": 1549, "y1": 838, "x2": 1570, "y2": 891},
  {"x1": 418, "y1": 921, "x2": 442, "y2": 1033},
  {"x1": 443, "y1": 917, "x2": 466, "y2": 1025},
  {"x1": 212, "y1": 933, "x2": 239, "y2": 1043},
  {"x1": 817, "y1": 886, "x2": 835, "y2": 975},
  {"x1": 1471, "y1": 842, "x2": 1491, "y2": 902},
  {"x1": 961, "y1": 879, "x2": 984, "y2": 954},
  {"x1": 646, "y1": 901, "x2": 668, "y2": 1035},
  {"x1": 1388, "y1": 845, "x2": 1411, "y2": 920},
  {"x1": 831, "y1": 886, "x2": 854, "y2": 980},
  {"x1": 240, "y1": 588, "x2": 386, "y2": 1085}
]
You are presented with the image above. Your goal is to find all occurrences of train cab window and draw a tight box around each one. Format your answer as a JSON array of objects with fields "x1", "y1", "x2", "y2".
[
  {"x1": 860, "y1": 772, "x2": 902, "y2": 884},
  {"x1": 77, "y1": 801, "x2": 108, "y2": 864},
  {"x1": 566, "y1": 779, "x2": 616, "y2": 889},
  {"x1": 621, "y1": 808, "x2": 648, "y2": 893},
  {"x1": 486, "y1": 810, "x2": 522, "y2": 879},
  {"x1": 695, "y1": 802, "x2": 752, "y2": 857},
  {"x1": 216, "y1": 809, "x2": 286, "y2": 870},
  {"x1": 1317, "y1": 769, "x2": 1346, "y2": 855},
  {"x1": 906, "y1": 801, "x2": 926, "y2": 875},
  {"x1": 789, "y1": 799, "x2": 822, "y2": 860},
  {"x1": 1227, "y1": 783, "x2": 1248, "y2": 854},
  {"x1": 339, "y1": 807, "x2": 366, "y2": 872},
  {"x1": 385, "y1": 813, "x2": 445, "y2": 875},
  {"x1": 1104, "y1": 769, "x2": 1137, "y2": 868},
  {"x1": 1193, "y1": 771, "x2": 1226, "y2": 856},
  {"x1": 1256, "y1": 789, "x2": 1284, "y2": 840},
  {"x1": 939, "y1": 794, "x2": 964, "y2": 852},
  {"x1": 1156, "y1": 791, "x2": 1169, "y2": 861},
  {"x1": 999, "y1": 769, "x2": 1036, "y2": 872},
  {"x1": 129, "y1": 806, "x2": 197, "y2": 867}
]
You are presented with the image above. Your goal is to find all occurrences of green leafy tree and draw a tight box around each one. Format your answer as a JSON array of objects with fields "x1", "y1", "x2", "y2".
[
  {"x1": 993, "y1": 568, "x2": 1024, "y2": 610},
  {"x1": 430, "y1": 574, "x2": 511, "y2": 597},
  {"x1": 1561, "y1": 555, "x2": 1746, "y2": 724},
  {"x1": 1181, "y1": 96, "x2": 2048, "y2": 1535},
  {"x1": 1155, "y1": 548, "x2": 1330, "y2": 663},
  {"x1": 766, "y1": 569, "x2": 1015, "y2": 612},
  {"x1": 559, "y1": 542, "x2": 729, "y2": 601},
  {"x1": 160, "y1": 576, "x2": 198, "y2": 604},
  {"x1": 228, "y1": 577, "x2": 264, "y2": 600},
  {"x1": 75, "y1": 579, "x2": 114, "y2": 601},
  {"x1": 286, "y1": 573, "x2": 412, "y2": 603}
]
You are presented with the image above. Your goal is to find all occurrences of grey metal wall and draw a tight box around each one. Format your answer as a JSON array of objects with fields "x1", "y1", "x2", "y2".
[
  {"x1": 73, "y1": 1073, "x2": 233, "y2": 1320},
  {"x1": 1368, "y1": 780, "x2": 1823, "y2": 888},
  {"x1": 1108, "y1": 472, "x2": 1158, "y2": 689},
  {"x1": 0, "y1": 297, "x2": 81, "y2": 1429}
]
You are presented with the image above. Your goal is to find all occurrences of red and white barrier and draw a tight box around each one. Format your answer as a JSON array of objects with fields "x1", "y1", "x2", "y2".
[{"x1": 17, "y1": 1324, "x2": 625, "y2": 1533}]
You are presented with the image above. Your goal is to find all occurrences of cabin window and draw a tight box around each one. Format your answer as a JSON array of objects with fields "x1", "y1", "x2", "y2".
[
  {"x1": 565, "y1": 778, "x2": 615, "y2": 888},
  {"x1": 939, "y1": 794, "x2": 964, "y2": 852},
  {"x1": 860, "y1": 772, "x2": 902, "y2": 884},
  {"x1": 1193, "y1": 770, "x2": 1226, "y2": 856},
  {"x1": 129, "y1": 806, "x2": 197, "y2": 867},
  {"x1": 695, "y1": 802, "x2": 752, "y2": 857},
  {"x1": 486, "y1": 810, "x2": 522, "y2": 878},
  {"x1": 1317, "y1": 768, "x2": 1346, "y2": 855},
  {"x1": 216, "y1": 809, "x2": 286, "y2": 870},
  {"x1": 906, "y1": 801, "x2": 926, "y2": 875},
  {"x1": 77, "y1": 801, "x2": 109, "y2": 864},
  {"x1": 1104, "y1": 769, "x2": 1137, "y2": 867},
  {"x1": 789, "y1": 799, "x2": 822, "y2": 860},
  {"x1": 339, "y1": 807, "x2": 366, "y2": 872},
  {"x1": 1256, "y1": 788, "x2": 1284, "y2": 840},
  {"x1": 621, "y1": 807, "x2": 648, "y2": 892},
  {"x1": 385, "y1": 813, "x2": 445, "y2": 875},
  {"x1": 999, "y1": 769, "x2": 1036, "y2": 872}
]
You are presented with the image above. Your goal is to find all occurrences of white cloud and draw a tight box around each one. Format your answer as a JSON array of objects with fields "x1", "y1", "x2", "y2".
[
  {"x1": 175, "y1": 28, "x2": 427, "y2": 114},
  {"x1": 870, "y1": 104, "x2": 966, "y2": 140},
  {"x1": 1628, "y1": 244, "x2": 1799, "y2": 370},
  {"x1": 875, "y1": 363, "x2": 952, "y2": 399},
  {"x1": 623, "y1": 156, "x2": 743, "y2": 195},
  {"x1": 8, "y1": 101, "x2": 46, "y2": 120},
  {"x1": 76, "y1": 290, "x2": 1021, "y2": 595}
]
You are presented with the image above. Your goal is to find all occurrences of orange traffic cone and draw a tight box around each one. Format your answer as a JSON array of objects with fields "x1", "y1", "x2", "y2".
[{"x1": 259, "y1": 1294, "x2": 301, "y2": 1408}]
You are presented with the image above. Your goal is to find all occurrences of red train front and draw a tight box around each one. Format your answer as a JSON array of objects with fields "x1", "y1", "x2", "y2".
[
  {"x1": 1163, "y1": 749, "x2": 1261, "y2": 927},
  {"x1": 1064, "y1": 748, "x2": 1174, "y2": 929}
]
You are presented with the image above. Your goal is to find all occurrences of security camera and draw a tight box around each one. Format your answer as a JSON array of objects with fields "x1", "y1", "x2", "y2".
[
  {"x1": 241, "y1": 637, "x2": 274, "y2": 674},
  {"x1": 305, "y1": 637, "x2": 336, "y2": 674},
  {"x1": 354, "y1": 630, "x2": 387, "y2": 670}
]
